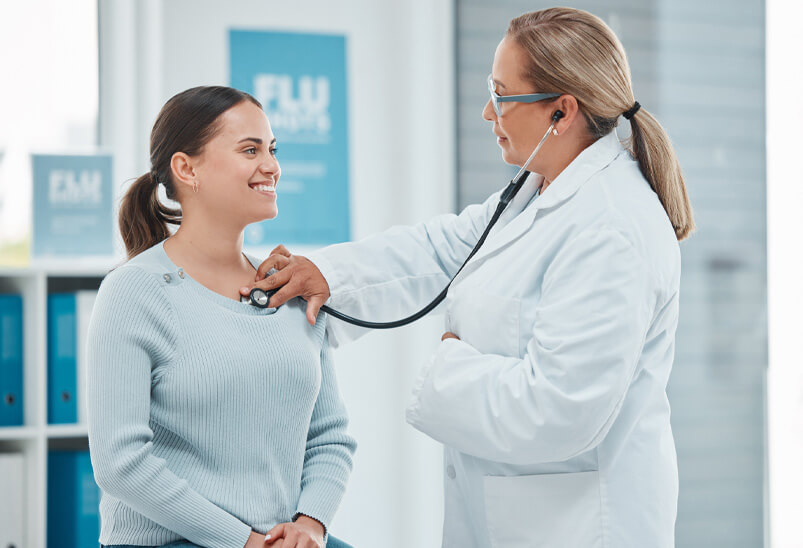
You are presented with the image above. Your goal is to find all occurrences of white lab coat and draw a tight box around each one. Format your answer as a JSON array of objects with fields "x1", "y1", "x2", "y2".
[{"x1": 310, "y1": 131, "x2": 680, "y2": 547}]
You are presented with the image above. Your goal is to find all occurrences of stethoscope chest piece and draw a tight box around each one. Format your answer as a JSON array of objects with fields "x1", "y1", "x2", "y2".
[
  {"x1": 244, "y1": 288, "x2": 273, "y2": 308},
  {"x1": 241, "y1": 268, "x2": 280, "y2": 309}
]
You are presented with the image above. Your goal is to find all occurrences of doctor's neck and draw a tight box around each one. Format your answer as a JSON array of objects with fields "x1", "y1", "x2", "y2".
[{"x1": 536, "y1": 137, "x2": 590, "y2": 194}]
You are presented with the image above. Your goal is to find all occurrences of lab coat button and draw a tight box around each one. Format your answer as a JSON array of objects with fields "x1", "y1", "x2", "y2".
[
  {"x1": 446, "y1": 465, "x2": 456, "y2": 479},
  {"x1": 177, "y1": 268, "x2": 185, "y2": 279},
  {"x1": 163, "y1": 274, "x2": 172, "y2": 283}
]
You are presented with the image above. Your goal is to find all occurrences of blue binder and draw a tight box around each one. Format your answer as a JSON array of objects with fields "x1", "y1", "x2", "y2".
[
  {"x1": 0, "y1": 294, "x2": 24, "y2": 427},
  {"x1": 47, "y1": 450, "x2": 101, "y2": 548},
  {"x1": 48, "y1": 294, "x2": 77, "y2": 424}
]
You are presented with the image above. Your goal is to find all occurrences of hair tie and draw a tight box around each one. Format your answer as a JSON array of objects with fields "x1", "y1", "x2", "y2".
[{"x1": 623, "y1": 101, "x2": 641, "y2": 120}]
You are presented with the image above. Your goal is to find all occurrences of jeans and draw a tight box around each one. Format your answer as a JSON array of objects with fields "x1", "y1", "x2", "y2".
[{"x1": 103, "y1": 535, "x2": 353, "y2": 548}]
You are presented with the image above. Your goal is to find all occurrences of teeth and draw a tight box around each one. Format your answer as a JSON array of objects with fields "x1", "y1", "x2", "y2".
[{"x1": 252, "y1": 184, "x2": 275, "y2": 192}]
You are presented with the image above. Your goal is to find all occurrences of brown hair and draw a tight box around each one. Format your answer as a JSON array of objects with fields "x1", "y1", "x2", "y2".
[
  {"x1": 118, "y1": 86, "x2": 262, "y2": 259},
  {"x1": 507, "y1": 8, "x2": 695, "y2": 240}
]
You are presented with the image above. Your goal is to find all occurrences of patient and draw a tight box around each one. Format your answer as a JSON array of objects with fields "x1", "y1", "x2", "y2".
[{"x1": 86, "y1": 86, "x2": 356, "y2": 548}]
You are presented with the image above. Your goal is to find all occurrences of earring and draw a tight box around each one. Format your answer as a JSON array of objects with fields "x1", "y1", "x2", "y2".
[
  {"x1": 552, "y1": 128, "x2": 559, "y2": 136},
  {"x1": 193, "y1": 179, "x2": 199, "y2": 194}
]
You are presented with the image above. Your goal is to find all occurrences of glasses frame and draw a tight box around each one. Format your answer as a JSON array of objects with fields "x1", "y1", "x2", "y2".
[{"x1": 487, "y1": 74, "x2": 562, "y2": 116}]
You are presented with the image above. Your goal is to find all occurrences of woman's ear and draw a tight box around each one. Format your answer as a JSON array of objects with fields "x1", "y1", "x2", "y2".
[
  {"x1": 552, "y1": 95, "x2": 580, "y2": 134},
  {"x1": 170, "y1": 152, "x2": 196, "y2": 194}
]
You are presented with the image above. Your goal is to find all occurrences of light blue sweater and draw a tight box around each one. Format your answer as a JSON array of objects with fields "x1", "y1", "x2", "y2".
[{"x1": 86, "y1": 241, "x2": 356, "y2": 548}]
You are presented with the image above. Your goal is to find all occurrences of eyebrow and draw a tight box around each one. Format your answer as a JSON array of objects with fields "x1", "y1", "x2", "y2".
[{"x1": 237, "y1": 137, "x2": 277, "y2": 145}]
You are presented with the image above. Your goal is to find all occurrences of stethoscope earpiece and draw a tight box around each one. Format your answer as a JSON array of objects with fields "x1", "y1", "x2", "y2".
[{"x1": 552, "y1": 110, "x2": 565, "y2": 122}]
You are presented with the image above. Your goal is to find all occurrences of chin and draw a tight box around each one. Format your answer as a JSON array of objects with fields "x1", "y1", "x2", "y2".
[
  {"x1": 268, "y1": 204, "x2": 279, "y2": 218},
  {"x1": 499, "y1": 148, "x2": 520, "y2": 166},
  {"x1": 259, "y1": 207, "x2": 278, "y2": 221},
  {"x1": 244, "y1": 206, "x2": 278, "y2": 224}
]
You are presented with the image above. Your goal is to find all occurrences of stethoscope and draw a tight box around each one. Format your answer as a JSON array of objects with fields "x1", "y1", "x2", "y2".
[
  {"x1": 245, "y1": 111, "x2": 565, "y2": 327},
  {"x1": 241, "y1": 270, "x2": 278, "y2": 308}
]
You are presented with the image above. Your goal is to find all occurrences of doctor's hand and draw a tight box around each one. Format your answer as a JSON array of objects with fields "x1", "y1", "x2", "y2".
[
  {"x1": 264, "y1": 515, "x2": 325, "y2": 548},
  {"x1": 240, "y1": 245, "x2": 331, "y2": 325},
  {"x1": 442, "y1": 332, "x2": 461, "y2": 341}
]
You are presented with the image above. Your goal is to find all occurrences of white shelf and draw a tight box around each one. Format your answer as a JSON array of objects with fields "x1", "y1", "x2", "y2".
[
  {"x1": 46, "y1": 424, "x2": 89, "y2": 439},
  {"x1": 0, "y1": 426, "x2": 38, "y2": 441},
  {"x1": 0, "y1": 260, "x2": 119, "y2": 279},
  {"x1": 1, "y1": 265, "x2": 107, "y2": 548}
]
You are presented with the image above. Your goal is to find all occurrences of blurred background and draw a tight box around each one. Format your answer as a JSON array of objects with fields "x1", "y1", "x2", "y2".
[{"x1": 0, "y1": 0, "x2": 801, "y2": 547}]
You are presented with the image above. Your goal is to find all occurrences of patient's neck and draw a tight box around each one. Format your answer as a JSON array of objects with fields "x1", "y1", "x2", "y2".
[{"x1": 165, "y1": 210, "x2": 251, "y2": 273}]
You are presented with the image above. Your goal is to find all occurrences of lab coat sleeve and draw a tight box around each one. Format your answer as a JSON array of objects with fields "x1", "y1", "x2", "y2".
[
  {"x1": 308, "y1": 190, "x2": 502, "y2": 347},
  {"x1": 405, "y1": 228, "x2": 656, "y2": 465},
  {"x1": 86, "y1": 266, "x2": 253, "y2": 548}
]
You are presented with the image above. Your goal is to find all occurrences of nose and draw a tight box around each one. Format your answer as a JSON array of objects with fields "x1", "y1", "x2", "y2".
[
  {"x1": 482, "y1": 99, "x2": 496, "y2": 122},
  {"x1": 259, "y1": 153, "x2": 280, "y2": 180}
]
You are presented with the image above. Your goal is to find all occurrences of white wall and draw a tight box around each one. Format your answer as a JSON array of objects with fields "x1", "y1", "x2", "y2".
[
  {"x1": 766, "y1": 1, "x2": 803, "y2": 546},
  {"x1": 99, "y1": 1, "x2": 454, "y2": 545}
]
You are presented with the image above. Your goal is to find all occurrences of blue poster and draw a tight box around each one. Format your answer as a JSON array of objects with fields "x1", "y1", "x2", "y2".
[
  {"x1": 230, "y1": 30, "x2": 350, "y2": 246},
  {"x1": 32, "y1": 154, "x2": 114, "y2": 257}
]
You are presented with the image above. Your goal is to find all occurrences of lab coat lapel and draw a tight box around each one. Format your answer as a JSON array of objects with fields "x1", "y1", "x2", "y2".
[{"x1": 460, "y1": 132, "x2": 627, "y2": 273}]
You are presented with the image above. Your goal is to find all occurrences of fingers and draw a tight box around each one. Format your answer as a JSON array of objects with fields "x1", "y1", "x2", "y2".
[
  {"x1": 263, "y1": 523, "x2": 320, "y2": 548},
  {"x1": 266, "y1": 284, "x2": 298, "y2": 309},
  {"x1": 264, "y1": 523, "x2": 285, "y2": 544},
  {"x1": 283, "y1": 530, "x2": 299, "y2": 547},
  {"x1": 305, "y1": 295, "x2": 326, "y2": 325},
  {"x1": 243, "y1": 267, "x2": 292, "y2": 297},
  {"x1": 270, "y1": 244, "x2": 291, "y2": 257},
  {"x1": 256, "y1": 254, "x2": 291, "y2": 281}
]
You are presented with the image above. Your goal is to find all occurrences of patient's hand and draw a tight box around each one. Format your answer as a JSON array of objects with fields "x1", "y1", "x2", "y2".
[
  {"x1": 264, "y1": 515, "x2": 325, "y2": 547},
  {"x1": 240, "y1": 245, "x2": 330, "y2": 325},
  {"x1": 244, "y1": 530, "x2": 270, "y2": 547}
]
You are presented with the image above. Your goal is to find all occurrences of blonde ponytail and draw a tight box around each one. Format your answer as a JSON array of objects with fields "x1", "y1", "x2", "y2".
[
  {"x1": 507, "y1": 8, "x2": 695, "y2": 240},
  {"x1": 627, "y1": 108, "x2": 695, "y2": 239}
]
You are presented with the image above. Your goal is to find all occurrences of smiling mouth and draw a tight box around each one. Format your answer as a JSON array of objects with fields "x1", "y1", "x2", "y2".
[{"x1": 249, "y1": 182, "x2": 276, "y2": 195}]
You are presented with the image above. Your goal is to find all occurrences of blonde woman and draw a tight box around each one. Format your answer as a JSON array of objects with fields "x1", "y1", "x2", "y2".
[{"x1": 245, "y1": 8, "x2": 693, "y2": 548}]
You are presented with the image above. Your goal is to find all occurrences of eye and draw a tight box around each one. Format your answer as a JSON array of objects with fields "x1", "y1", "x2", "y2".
[
  {"x1": 244, "y1": 147, "x2": 257, "y2": 155},
  {"x1": 270, "y1": 147, "x2": 279, "y2": 157}
]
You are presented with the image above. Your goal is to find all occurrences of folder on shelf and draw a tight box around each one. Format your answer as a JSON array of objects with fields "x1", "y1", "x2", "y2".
[
  {"x1": 47, "y1": 449, "x2": 101, "y2": 548},
  {"x1": 0, "y1": 294, "x2": 24, "y2": 427},
  {"x1": 48, "y1": 294, "x2": 77, "y2": 424},
  {"x1": 0, "y1": 452, "x2": 25, "y2": 547},
  {"x1": 47, "y1": 291, "x2": 98, "y2": 425}
]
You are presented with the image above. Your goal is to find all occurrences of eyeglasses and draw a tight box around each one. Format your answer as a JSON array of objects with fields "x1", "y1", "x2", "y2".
[{"x1": 487, "y1": 74, "x2": 561, "y2": 116}]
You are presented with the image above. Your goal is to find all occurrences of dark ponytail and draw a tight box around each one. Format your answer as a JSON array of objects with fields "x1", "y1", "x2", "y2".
[
  {"x1": 118, "y1": 86, "x2": 262, "y2": 259},
  {"x1": 118, "y1": 173, "x2": 181, "y2": 260}
]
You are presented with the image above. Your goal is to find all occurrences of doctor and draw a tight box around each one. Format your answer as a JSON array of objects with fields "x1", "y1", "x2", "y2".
[{"x1": 242, "y1": 7, "x2": 693, "y2": 548}]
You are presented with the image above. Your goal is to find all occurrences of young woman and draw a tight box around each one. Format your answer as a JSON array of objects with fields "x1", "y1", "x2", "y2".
[
  {"x1": 246, "y1": 7, "x2": 694, "y2": 548},
  {"x1": 87, "y1": 86, "x2": 356, "y2": 548}
]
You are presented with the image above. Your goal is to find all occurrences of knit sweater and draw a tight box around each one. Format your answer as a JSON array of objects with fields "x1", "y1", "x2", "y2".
[{"x1": 86, "y1": 241, "x2": 356, "y2": 548}]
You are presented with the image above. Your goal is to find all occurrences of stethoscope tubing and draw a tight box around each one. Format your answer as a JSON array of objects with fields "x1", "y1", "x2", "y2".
[{"x1": 315, "y1": 118, "x2": 559, "y2": 329}]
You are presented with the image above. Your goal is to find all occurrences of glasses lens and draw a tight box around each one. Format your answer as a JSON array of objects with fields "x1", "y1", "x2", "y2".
[{"x1": 487, "y1": 75, "x2": 501, "y2": 116}]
